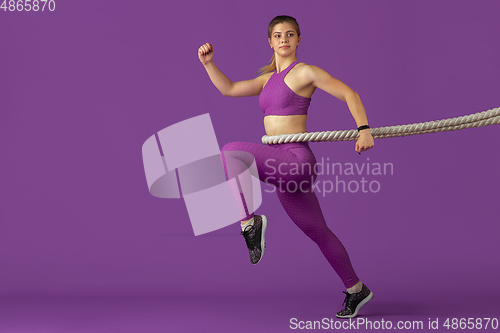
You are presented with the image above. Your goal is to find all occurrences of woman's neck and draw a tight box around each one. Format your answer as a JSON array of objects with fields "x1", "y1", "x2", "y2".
[{"x1": 275, "y1": 56, "x2": 298, "y2": 73}]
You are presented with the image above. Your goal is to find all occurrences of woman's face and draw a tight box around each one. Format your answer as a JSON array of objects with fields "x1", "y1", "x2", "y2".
[{"x1": 268, "y1": 22, "x2": 300, "y2": 56}]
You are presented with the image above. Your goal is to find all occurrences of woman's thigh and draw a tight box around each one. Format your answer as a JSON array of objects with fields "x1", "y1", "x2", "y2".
[{"x1": 221, "y1": 141, "x2": 317, "y2": 189}]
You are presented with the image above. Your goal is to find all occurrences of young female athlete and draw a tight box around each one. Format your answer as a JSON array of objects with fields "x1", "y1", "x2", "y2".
[{"x1": 198, "y1": 15, "x2": 375, "y2": 319}]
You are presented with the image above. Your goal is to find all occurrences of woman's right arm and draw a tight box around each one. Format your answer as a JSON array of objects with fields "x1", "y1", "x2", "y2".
[{"x1": 198, "y1": 43, "x2": 269, "y2": 97}]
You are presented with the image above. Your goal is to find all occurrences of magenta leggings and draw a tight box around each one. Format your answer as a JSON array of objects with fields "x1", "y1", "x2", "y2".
[{"x1": 221, "y1": 141, "x2": 360, "y2": 289}]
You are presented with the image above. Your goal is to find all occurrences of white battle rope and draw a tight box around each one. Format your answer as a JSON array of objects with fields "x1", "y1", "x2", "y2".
[{"x1": 261, "y1": 107, "x2": 500, "y2": 144}]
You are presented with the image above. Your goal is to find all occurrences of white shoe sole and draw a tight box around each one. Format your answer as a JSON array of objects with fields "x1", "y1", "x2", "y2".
[{"x1": 255, "y1": 215, "x2": 267, "y2": 264}]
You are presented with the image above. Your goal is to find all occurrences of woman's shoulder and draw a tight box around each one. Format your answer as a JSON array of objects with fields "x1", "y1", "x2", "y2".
[
  {"x1": 295, "y1": 62, "x2": 324, "y2": 72},
  {"x1": 256, "y1": 71, "x2": 273, "y2": 82},
  {"x1": 294, "y1": 62, "x2": 333, "y2": 81},
  {"x1": 293, "y1": 62, "x2": 323, "y2": 79}
]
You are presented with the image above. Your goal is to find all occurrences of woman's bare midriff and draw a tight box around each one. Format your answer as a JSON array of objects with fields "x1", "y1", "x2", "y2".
[{"x1": 264, "y1": 115, "x2": 307, "y2": 136}]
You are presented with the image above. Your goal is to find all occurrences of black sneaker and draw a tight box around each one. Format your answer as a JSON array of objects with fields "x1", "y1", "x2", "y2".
[
  {"x1": 336, "y1": 283, "x2": 373, "y2": 318},
  {"x1": 240, "y1": 215, "x2": 267, "y2": 265}
]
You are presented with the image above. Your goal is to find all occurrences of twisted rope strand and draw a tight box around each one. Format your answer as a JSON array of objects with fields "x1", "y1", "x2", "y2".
[{"x1": 262, "y1": 107, "x2": 500, "y2": 144}]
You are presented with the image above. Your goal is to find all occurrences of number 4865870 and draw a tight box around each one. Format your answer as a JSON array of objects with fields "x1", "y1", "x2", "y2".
[{"x1": 1, "y1": 0, "x2": 56, "y2": 11}]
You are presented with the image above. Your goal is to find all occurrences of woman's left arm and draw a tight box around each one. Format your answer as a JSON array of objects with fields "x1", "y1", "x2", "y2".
[{"x1": 306, "y1": 65, "x2": 374, "y2": 154}]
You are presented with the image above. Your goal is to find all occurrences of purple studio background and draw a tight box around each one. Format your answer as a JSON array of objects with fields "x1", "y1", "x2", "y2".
[{"x1": 1, "y1": 0, "x2": 499, "y2": 332}]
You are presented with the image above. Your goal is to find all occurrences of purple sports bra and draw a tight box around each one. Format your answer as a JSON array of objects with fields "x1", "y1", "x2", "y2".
[{"x1": 259, "y1": 61, "x2": 311, "y2": 116}]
